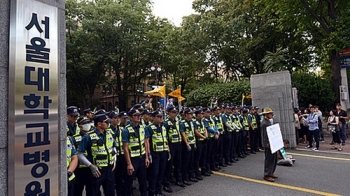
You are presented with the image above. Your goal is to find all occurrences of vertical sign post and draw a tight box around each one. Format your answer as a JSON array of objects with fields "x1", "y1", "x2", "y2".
[{"x1": 9, "y1": 0, "x2": 60, "y2": 195}]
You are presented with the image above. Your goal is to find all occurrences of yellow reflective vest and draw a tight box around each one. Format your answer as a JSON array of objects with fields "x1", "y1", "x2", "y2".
[
  {"x1": 166, "y1": 119, "x2": 181, "y2": 143},
  {"x1": 89, "y1": 130, "x2": 116, "y2": 167},
  {"x1": 195, "y1": 119, "x2": 206, "y2": 141},
  {"x1": 72, "y1": 133, "x2": 88, "y2": 168},
  {"x1": 126, "y1": 125, "x2": 146, "y2": 157},
  {"x1": 181, "y1": 119, "x2": 196, "y2": 145},
  {"x1": 242, "y1": 116, "x2": 250, "y2": 131},
  {"x1": 149, "y1": 124, "x2": 168, "y2": 152}
]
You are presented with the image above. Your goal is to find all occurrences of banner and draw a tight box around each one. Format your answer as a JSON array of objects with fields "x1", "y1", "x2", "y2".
[
  {"x1": 178, "y1": 96, "x2": 186, "y2": 102},
  {"x1": 168, "y1": 88, "x2": 181, "y2": 98},
  {"x1": 144, "y1": 85, "x2": 166, "y2": 98}
]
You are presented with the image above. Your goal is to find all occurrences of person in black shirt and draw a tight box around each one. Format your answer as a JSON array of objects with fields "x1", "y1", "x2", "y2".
[{"x1": 336, "y1": 103, "x2": 348, "y2": 146}]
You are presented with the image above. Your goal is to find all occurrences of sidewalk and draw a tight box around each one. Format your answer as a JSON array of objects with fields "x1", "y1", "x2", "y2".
[{"x1": 295, "y1": 132, "x2": 350, "y2": 155}]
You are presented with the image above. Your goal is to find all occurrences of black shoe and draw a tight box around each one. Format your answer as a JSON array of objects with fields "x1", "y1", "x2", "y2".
[
  {"x1": 230, "y1": 160, "x2": 237, "y2": 163},
  {"x1": 203, "y1": 172, "x2": 211, "y2": 176},
  {"x1": 163, "y1": 186, "x2": 173, "y2": 193},
  {"x1": 219, "y1": 163, "x2": 227, "y2": 167},
  {"x1": 189, "y1": 177, "x2": 198, "y2": 182},
  {"x1": 234, "y1": 158, "x2": 239, "y2": 161},
  {"x1": 195, "y1": 175, "x2": 203, "y2": 180},
  {"x1": 183, "y1": 180, "x2": 192, "y2": 185},
  {"x1": 250, "y1": 151, "x2": 256, "y2": 154},
  {"x1": 208, "y1": 170, "x2": 213, "y2": 174},
  {"x1": 175, "y1": 181, "x2": 186, "y2": 187},
  {"x1": 156, "y1": 193, "x2": 166, "y2": 196},
  {"x1": 244, "y1": 152, "x2": 250, "y2": 155},
  {"x1": 169, "y1": 178, "x2": 175, "y2": 183},
  {"x1": 238, "y1": 154, "x2": 245, "y2": 158},
  {"x1": 225, "y1": 162, "x2": 233, "y2": 166},
  {"x1": 211, "y1": 167, "x2": 219, "y2": 171}
]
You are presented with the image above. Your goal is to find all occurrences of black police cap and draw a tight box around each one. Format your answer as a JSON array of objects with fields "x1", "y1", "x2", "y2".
[
  {"x1": 93, "y1": 114, "x2": 112, "y2": 123},
  {"x1": 128, "y1": 109, "x2": 141, "y2": 116},
  {"x1": 108, "y1": 111, "x2": 119, "y2": 119},
  {"x1": 67, "y1": 106, "x2": 79, "y2": 117}
]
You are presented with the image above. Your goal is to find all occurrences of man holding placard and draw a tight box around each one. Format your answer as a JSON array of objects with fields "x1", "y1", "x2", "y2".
[{"x1": 261, "y1": 107, "x2": 281, "y2": 182}]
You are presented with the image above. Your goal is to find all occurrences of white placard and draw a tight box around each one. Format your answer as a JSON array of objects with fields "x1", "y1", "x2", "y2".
[{"x1": 266, "y1": 123, "x2": 284, "y2": 153}]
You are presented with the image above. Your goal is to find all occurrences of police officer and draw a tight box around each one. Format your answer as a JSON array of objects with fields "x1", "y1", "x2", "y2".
[
  {"x1": 141, "y1": 95, "x2": 153, "y2": 111},
  {"x1": 107, "y1": 111, "x2": 125, "y2": 196},
  {"x1": 241, "y1": 109, "x2": 250, "y2": 156},
  {"x1": 141, "y1": 109, "x2": 152, "y2": 127},
  {"x1": 231, "y1": 106, "x2": 243, "y2": 161},
  {"x1": 163, "y1": 106, "x2": 184, "y2": 190},
  {"x1": 122, "y1": 109, "x2": 150, "y2": 196},
  {"x1": 253, "y1": 106, "x2": 263, "y2": 150},
  {"x1": 221, "y1": 104, "x2": 234, "y2": 166},
  {"x1": 180, "y1": 108, "x2": 197, "y2": 185},
  {"x1": 248, "y1": 107, "x2": 259, "y2": 154},
  {"x1": 212, "y1": 106, "x2": 225, "y2": 168},
  {"x1": 67, "y1": 136, "x2": 78, "y2": 196},
  {"x1": 203, "y1": 107, "x2": 218, "y2": 175},
  {"x1": 145, "y1": 111, "x2": 169, "y2": 196},
  {"x1": 77, "y1": 114, "x2": 117, "y2": 196},
  {"x1": 193, "y1": 108, "x2": 208, "y2": 180},
  {"x1": 67, "y1": 106, "x2": 80, "y2": 136},
  {"x1": 72, "y1": 117, "x2": 94, "y2": 196},
  {"x1": 84, "y1": 108, "x2": 94, "y2": 123}
]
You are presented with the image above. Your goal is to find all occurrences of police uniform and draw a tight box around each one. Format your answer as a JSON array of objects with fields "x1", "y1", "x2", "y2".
[
  {"x1": 146, "y1": 111, "x2": 169, "y2": 196},
  {"x1": 77, "y1": 114, "x2": 117, "y2": 196},
  {"x1": 212, "y1": 107, "x2": 225, "y2": 167},
  {"x1": 67, "y1": 136, "x2": 78, "y2": 196},
  {"x1": 179, "y1": 108, "x2": 197, "y2": 184},
  {"x1": 193, "y1": 109, "x2": 208, "y2": 180},
  {"x1": 107, "y1": 111, "x2": 125, "y2": 196},
  {"x1": 163, "y1": 106, "x2": 184, "y2": 189},
  {"x1": 248, "y1": 109, "x2": 259, "y2": 153},
  {"x1": 241, "y1": 110, "x2": 250, "y2": 155},
  {"x1": 203, "y1": 108, "x2": 218, "y2": 174},
  {"x1": 72, "y1": 117, "x2": 93, "y2": 196},
  {"x1": 231, "y1": 108, "x2": 243, "y2": 161},
  {"x1": 122, "y1": 109, "x2": 149, "y2": 196},
  {"x1": 221, "y1": 106, "x2": 234, "y2": 165}
]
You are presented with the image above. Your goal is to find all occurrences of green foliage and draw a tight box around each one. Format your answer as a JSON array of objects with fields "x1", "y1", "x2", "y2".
[
  {"x1": 291, "y1": 72, "x2": 335, "y2": 112},
  {"x1": 185, "y1": 81, "x2": 251, "y2": 107}
]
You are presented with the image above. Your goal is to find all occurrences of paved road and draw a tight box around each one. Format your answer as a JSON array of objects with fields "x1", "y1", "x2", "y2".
[{"x1": 130, "y1": 149, "x2": 349, "y2": 196}]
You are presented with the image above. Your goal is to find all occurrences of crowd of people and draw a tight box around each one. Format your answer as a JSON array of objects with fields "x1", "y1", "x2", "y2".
[
  {"x1": 65, "y1": 98, "x2": 288, "y2": 196},
  {"x1": 294, "y1": 103, "x2": 348, "y2": 151}
]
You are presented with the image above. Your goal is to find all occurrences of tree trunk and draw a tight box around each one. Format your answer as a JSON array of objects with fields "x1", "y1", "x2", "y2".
[{"x1": 330, "y1": 49, "x2": 341, "y2": 103}]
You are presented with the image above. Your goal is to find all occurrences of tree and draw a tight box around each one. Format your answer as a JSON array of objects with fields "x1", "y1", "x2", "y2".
[
  {"x1": 256, "y1": 0, "x2": 350, "y2": 102},
  {"x1": 192, "y1": 0, "x2": 312, "y2": 80},
  {"x1": 66, "y1": 0, "x2": 174, "y2": 111},
  {"x1": 291, "y1": 72, "x2": 335, "y2": 112},
  {"x1": 185, "y1": 81, "x2": 251, "y2": 107},
  {"x1": 66, "y1": 0, "x2": 108, "y2": 108}
]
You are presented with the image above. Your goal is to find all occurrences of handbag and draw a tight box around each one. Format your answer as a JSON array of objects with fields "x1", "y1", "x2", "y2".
[{"x1": 328, "y1": 125, "x2": 336, "y2": 133}]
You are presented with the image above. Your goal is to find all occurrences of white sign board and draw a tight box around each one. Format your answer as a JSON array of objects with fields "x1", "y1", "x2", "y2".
[{"x1": 266, "y1": 123, "x2": 284, "y2": 153}]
